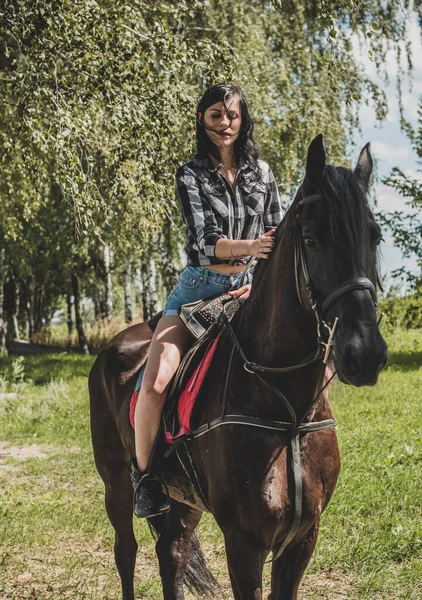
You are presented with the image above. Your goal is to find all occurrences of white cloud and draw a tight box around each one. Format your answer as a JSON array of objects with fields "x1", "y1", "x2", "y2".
[
  {"x1": 358, "y1": 103, "x2": 379, "y2": 128},
  {"x1": 400, "y1": 91, "x2": 420, "y2": 121},
  {"x1": 374, "y1": 183, "x2": 409, "y2": 212},
  {"x1": 411, "y1": 77, "x2": 422, "y2": 95},
  {"x1": 402, "y1": 168, "x2": 422, "y2": 181},
  {"x1": 371, "y1": 141, "x2": 412, "y2": 166}
]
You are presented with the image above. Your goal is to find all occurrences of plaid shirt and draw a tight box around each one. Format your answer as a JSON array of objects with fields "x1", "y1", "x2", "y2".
[{"x1": 175, "y1": 154, "x2": 283, "y2": 266}]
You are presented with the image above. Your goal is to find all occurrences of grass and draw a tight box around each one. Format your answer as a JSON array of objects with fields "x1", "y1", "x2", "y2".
[{"x1": 0, "y1": 328, "x2": 421, "y2": 599}]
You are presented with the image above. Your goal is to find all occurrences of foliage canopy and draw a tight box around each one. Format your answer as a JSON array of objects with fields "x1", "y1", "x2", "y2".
[{"x1": 0, "y1": 0, "x2": 420, "y2": 347}]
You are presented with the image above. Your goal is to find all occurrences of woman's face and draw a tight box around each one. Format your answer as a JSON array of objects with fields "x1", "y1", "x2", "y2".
[{"x1": 200, "y1": 94, "x2": 242, "y2": 151}]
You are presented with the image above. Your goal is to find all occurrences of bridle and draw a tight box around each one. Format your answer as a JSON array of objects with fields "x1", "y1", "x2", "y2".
[
  {"x1": 293, "y1": 192, "x2": 378, "y2": 365},
  {"x1": 166, "y1": 191, "x2": 381, "y2": 563}
]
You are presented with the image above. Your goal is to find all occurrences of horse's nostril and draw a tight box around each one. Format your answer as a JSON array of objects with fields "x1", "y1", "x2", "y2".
[
  {"x1": 344, "y1": 342, "x2": 362, "y2": 367},
  {"x1": 337, "y1": 333, "x2": 388, "y2": 386}
]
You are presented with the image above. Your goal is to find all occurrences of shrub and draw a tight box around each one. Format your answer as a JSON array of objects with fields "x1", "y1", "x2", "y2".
[{"x1": 380, "y1": 287, "x2": 422, "y2": 329}]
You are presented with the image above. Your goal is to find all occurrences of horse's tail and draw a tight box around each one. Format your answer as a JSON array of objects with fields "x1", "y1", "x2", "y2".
[{"x1": 147, "y1": 514, "x2": 219, "y2": 597}]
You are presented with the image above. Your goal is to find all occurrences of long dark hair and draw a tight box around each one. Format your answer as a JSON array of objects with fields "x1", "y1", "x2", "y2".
[{"x1": 196, "y1": 83, "x2": 261, "y2": 180}]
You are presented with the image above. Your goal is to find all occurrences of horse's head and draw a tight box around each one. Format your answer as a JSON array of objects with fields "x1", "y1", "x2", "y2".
[{"x1": 294, "y1": 134, "x2": 387, "y2": 386}]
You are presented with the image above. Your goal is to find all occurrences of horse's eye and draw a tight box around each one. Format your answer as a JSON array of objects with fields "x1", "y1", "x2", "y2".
[
  {"x1": 303, "y1": 236, "x2": 316, "y2": 248},
  {"x1": 376, "y1": 237, "x2": 384, "y2": 246}
]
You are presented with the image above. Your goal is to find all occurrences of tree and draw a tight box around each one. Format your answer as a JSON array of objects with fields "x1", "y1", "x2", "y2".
[
  {"x1": 0, "y1": 0, "x2": 420, "y2": 349},
  {"x1": 378, "y1": 108, "x2": 422, "y2": 288}
]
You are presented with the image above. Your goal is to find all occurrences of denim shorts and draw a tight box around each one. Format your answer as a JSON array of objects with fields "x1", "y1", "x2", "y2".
[{"x1": 163, "y1": 265, "x2": 239, "y2": 317}]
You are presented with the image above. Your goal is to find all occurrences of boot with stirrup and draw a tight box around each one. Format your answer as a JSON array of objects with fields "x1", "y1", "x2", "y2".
[{"x1": 130, "y1": 458, "x2": 170, "y2": 519}]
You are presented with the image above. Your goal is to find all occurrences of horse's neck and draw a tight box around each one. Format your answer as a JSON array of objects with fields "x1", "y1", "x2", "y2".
[
  {"x1": 243, "y1": 237, "x2": 316, "y2": 364},
  {"x1": 234, "y1": 232, "x2": 325, "y2": 420}
]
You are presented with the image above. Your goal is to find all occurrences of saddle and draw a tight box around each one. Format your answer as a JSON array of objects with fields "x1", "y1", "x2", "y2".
[
  {"x1": 178, "y1": 292, "x2": 243, "y2": 340},
  {"x1": 129, "y1": 293, "x2": 244, "y2": 439}
]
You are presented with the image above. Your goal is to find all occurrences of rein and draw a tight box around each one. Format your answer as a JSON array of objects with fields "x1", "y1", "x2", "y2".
[{"x1": 168, "y1": 191, "x2": 379, "y2": 562}]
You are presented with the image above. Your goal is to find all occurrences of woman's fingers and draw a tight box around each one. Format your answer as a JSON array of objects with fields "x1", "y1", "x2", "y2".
[
  {"x1": 258, "y1": 231, "x2": 275, "y2": 258},
  {"x1": 237, "y1": 289, "x2": 251, "y2": 299},
  {"x1": 228, "y1": 284, "x2": 251, "y2": 298},
  {"x1": 250, "y1": 229, "x2": 276, "y2": 258},
  {"x1": 263, "y1": 228, "x2": 276, "y2": 237},
  {"x1": 261, "y1": 237, "x2": 274, "y2": 244}
]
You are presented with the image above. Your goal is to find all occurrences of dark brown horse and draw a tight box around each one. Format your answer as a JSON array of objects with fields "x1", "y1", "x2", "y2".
[{"x1": 89, "y1": 135, "x2": 387, "y2": 600}]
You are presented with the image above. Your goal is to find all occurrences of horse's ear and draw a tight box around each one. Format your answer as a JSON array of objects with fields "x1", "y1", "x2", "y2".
[
  {"x1": 306, "y1": 134, "x2": 326, "y2": 187},
  {"x1": 354, "y1": 143, "x2": 373, "y2": 192}
]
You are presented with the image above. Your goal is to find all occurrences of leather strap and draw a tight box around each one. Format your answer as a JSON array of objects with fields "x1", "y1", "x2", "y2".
[
  {"x1": 271, "y1": 430, "x2": 303, "y2": 562},
  {"x1": 238, "y1": 255, "x2": 256, "y2": 288},
  {"x1": 321, "y1": 277, "x2": 377, "y2": 314}
]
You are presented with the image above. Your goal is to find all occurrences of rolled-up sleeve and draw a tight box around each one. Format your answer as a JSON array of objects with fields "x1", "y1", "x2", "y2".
[
  {"x1": 175, "y1": 166, "x2": 226, "y2": 257},
  {"x1": 263, "y1": 166, "x2": 283, "y2": 230}
]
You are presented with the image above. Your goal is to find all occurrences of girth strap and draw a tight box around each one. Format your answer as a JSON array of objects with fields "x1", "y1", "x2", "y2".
[{"x1": 189, "y1": 415, "x2": 335, "y2": 439}]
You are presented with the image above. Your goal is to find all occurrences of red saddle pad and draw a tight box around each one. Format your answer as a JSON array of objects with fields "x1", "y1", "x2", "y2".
[{"x1": 130, "y1": 332, "x2": 222, "y2": 443}]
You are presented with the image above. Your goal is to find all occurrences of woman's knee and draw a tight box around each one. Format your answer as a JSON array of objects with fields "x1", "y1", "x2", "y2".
[{"x1": 139, "y1": 377, "x2": 168, "y2": 401}]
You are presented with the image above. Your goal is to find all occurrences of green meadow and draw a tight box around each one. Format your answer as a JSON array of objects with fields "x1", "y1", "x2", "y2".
[{"x1": 0, "y1": 328, "x2": 421, "y2": 599}]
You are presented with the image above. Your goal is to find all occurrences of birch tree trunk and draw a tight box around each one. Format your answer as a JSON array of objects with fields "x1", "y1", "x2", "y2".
[
  {"x1": 124, "y1": 263, "x2": 133, "y2": 323},
  {"x1": 140, "y1": 258, "x2": 158, "y2": 321},
  {"x1": 24, "y1": 278, "x2": 35, "y2": 341},
  {"x1": 71, "y1": 272, "x2": 89, "y2": 354},
  {"x1": 0, "y1": 249, "x2": 7, "y2": 355},
  {"x1": 66, "y1": 293, "x2": 73, "y2": 336},
  {"x1": 104, "y1": 243, "x2": 113, "y2": 318},
  {"x1": 12, "y1": 282, "x2": 20, "y2": 341}
]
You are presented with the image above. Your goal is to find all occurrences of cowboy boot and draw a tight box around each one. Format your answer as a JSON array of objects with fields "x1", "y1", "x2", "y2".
[{"x1": 130, "y1": 458, "x2": 170, "y2": 519}]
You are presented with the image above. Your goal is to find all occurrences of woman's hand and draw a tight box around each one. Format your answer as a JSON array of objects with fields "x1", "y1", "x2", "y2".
[
  {"x1": 249, "y1": 229, "x2": 276, "y2": 259},
  {"x1": 228, "y1": 284, "x2": 251, "y2": 299}
]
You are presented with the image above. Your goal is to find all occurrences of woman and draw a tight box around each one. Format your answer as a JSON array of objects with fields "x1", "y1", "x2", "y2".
[{"x1": 131, "y1": 83, "x2": 283, "y2": 518}]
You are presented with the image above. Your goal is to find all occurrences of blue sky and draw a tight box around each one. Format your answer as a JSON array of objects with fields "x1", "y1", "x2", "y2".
[{"x1": 350, "y1": 14, "x2": 422, "y2": 291}]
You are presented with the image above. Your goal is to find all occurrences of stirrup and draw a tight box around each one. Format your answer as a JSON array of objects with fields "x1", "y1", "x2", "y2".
[{"x1": 133, "y1": 473, "x2": 170, "y2": 519}]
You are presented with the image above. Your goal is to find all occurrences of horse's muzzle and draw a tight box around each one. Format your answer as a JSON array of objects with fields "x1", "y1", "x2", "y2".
[{"x1": 333, "y1": 326, "x2": 388, "y2": 387}]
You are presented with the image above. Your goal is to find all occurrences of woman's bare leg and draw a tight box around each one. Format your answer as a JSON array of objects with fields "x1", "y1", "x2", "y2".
[{"x1": 134, "y1": 316, "x2": 192, "y2": 472}]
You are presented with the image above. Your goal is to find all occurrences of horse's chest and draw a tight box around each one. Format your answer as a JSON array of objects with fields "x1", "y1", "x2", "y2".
[
  {"x1": 214, "y1": 431, "x2": 340, "y2": 528},
  {"x1": 262, "y1": 431, "x2": 340, "y2": 521}
]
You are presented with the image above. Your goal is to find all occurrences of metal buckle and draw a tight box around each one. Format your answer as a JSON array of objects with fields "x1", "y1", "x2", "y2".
[{"x1": 320, "y1": 317, "x2": 339, "y2": 364}]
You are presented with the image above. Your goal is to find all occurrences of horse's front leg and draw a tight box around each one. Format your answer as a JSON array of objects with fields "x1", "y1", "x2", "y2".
[
  {"x1": 224, "y1": 530, "x2": 269, "y2": 600},
  {"x1": 155, "y1": 500, "x2": 203, "y2": 600},
  {"x1": 269, "y1": 519, "x2": 320, "y2": 600}
]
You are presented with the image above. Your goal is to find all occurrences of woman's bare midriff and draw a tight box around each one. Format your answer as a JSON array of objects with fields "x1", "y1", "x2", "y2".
[{"x1": 204, "y1": 263, "x2": 246, "y2": 275}]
